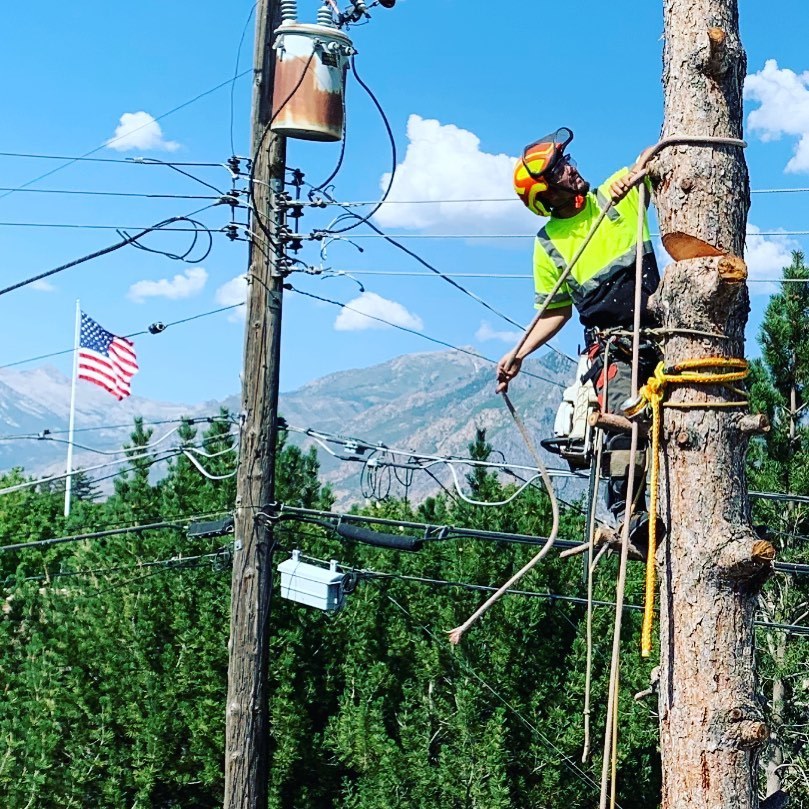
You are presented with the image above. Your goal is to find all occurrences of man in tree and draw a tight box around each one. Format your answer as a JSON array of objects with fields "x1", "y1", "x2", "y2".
[{"x1": 496, "y1": 127, "x2": 660, "y2": 530}]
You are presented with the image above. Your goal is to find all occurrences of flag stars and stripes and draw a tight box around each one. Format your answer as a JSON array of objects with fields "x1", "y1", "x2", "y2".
[{"x1": 77, "y1": 312, "x2": 139, "y2": 400}]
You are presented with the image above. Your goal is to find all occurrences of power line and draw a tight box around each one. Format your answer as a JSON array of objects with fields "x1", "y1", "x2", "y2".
[
  {"x1": 319, "y1": 56, "x2": 397, "y2": 236},
  {"x1": 301, "y1": 188, "x2": 809, "y2": 206},
  {"x1": 230, "y1": 3, "x2": 257, "y2": 155},
  {"x1": 0, "y1": 152, "x2": 225, "y2": 167},
  {"x1": 0, "y1": 509, "x2": 233, "y2": 555},
  {"x1": 0, "y1": 302, "x2": 244, "y2": 370},
  {"x1": 313, "y1": 269, "x2": 809, "y2": 285},
  {"x1": 0, "y1": 187, "x2": 221, "y2": 200},
  {"x1": 312, "y1": 231, "x2": 809, "y2": 240},
  {"x1": 6, "y1": 548, "x2": 231, "y2": 588},
  {"x1": 0, "y1": 520, "x2": 187, "y2": 554},
  {"x1": 287, "y1": 285, "x2": 565, "y2": 389},
  {"x1": 0, "y1": 202, "x2": 219, "y2": 297},
  {"x1": 0, "y1": 414, "x2": 234, "y2": 441},
  {"x1": 0, "y1": 221, "x2": 224, "y2": 232},
  {"x1": 0, "y1": 432, "x2": 236, "y2": 498},
  {"x1": 0, "y1": 69, "x2": 250, "y2": 202}
]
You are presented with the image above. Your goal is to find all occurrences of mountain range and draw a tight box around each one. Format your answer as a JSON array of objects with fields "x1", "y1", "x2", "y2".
[{"x1": 0, "y1": 349, "x2": 583, "y2": 506}]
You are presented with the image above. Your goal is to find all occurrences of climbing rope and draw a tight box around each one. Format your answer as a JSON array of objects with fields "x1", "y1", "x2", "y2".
[
  {"x1": 598, "y1": 180, "x2": 649, "y2": 809},
  {"x1": 626, "y1": 357, "x2": 749, "y2": 657},
  {"x1": 582, "y1": 428, "x2": 605, "y2": 763},
  {"x1": 446, "y1": 392, "x2": 560, "y2": 645}
]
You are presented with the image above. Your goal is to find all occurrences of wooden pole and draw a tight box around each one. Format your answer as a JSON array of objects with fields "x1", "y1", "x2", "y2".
[
  {"x1": 653, "y1": 2, "x2": 773, "y2": 806},
  {"x1": 224, "y1": 0, "x2": 286, "y2": 806}
]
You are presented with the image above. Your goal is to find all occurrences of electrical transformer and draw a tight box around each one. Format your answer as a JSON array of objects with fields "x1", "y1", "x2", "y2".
[{"x1": 277, "y1": 549, "x2": 346, "y2": 612}]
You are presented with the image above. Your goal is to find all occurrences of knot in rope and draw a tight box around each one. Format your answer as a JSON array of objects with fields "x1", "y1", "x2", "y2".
[{"x1": 631, "y1": 356, "x2": 750, "y2": 657}]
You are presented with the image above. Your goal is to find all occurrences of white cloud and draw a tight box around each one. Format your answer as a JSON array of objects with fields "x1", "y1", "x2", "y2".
[
  {"x1": 373, "y1": 115, "x2": 539, "y2": 236},
  {"x1": 105, "y1": 111, "x2": 181, "y2": 152},
  {"x1": 334, "y1": 291, "x2": 423, "y2": 332},
  {"x1": 214, "y1": 274, "x2": 248, "y2": 321},
  {"x1": 744, "y1": 60, "x2": 809, "y2": 173},
  {"x1": 745, "y1": 224, "x2": 800, "y2": 294},
  {"x1": 474, "y1": 321, "x2": 521, "y2": 343},
  {"x1": 128, "y1": 267, "x2": 207, "y2": 303},
  {"x1": 30, "y1": 279, "x2": 55, "y2": 292}
]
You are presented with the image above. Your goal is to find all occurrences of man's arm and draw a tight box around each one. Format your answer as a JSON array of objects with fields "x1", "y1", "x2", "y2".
[
  {"x1": 609, "y1": 145, "x2": 656, "y2": 202},
  {"x1": 496, "y1": 305, "x2": 572, "y2": 393}
]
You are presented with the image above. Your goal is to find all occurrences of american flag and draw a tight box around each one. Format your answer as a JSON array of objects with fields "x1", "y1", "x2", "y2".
[{"x1": 78, "y1": 312, "x2": 139, "y2": 400}]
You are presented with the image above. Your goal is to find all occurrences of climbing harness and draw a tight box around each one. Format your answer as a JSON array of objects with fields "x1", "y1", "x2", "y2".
[{"x1": 624, "y1": 357, "x2": 750, "y2": 657}]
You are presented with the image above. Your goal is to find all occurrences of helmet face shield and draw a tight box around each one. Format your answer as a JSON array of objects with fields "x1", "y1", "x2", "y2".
[{"x1": 513, "y1": 127, "x2": 575, "y2": 216}]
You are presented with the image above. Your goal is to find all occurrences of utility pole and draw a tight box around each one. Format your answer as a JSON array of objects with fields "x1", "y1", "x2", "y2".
[
  {"x1": 652, "y1": 1, "x2": 773, "y2": 806},
  {"x1": 225, "y1": 0, "x2": 286, "y2": 806}
]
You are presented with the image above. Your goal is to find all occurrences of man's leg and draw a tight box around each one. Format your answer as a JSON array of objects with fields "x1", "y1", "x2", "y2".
[{"x1": 596, "y1": 356, "x2": 648, "y2": 519}]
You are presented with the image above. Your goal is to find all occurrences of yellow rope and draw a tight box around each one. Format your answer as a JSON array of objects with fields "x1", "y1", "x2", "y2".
[{"x1": 629, "y1": 357, "x2": 749, "y2": 657}]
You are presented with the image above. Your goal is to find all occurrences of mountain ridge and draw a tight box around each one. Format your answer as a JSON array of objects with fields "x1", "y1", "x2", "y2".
[{"x1": 0, "y1": 349, "x2": 579, "y2": 505}]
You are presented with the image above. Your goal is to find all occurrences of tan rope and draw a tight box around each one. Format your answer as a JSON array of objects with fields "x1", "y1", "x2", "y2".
[
  {"x1": 582, "y1": 429, "x2": 605, "y2": 762},
  {"x1": 598, "y1": 181, "x2": 648, "y2": 809},
  {"x1": 447, "y1": 393, "x2": 560, "y2": 645}
]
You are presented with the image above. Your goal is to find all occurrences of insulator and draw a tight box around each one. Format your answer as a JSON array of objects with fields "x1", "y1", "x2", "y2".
[
  {"x1": 316, "y1": 4, "x2": 337, "y2": 27},
  {"x1": 280, "y1": 0, "x2": 298, "y2": 22}
]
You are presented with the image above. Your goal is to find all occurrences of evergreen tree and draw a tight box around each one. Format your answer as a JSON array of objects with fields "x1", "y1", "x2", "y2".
[{"x1": 747, "y1": 252, "x2": 809, "y2": 799}]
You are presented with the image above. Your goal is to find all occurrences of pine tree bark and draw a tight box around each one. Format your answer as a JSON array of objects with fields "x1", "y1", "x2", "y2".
[{"x1": 652, "y1": 2, "x2": 772, "y2": 807}]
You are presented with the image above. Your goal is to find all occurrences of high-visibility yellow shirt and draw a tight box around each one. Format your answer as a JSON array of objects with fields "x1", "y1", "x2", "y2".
[{"x1": 532, "y1": 169, "x2": 659, "y2": 329}]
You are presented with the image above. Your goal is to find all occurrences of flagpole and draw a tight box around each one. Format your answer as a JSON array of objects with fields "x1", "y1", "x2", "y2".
[{"x1": 64, "y1": 300, "x2": 80, "y2": 517}]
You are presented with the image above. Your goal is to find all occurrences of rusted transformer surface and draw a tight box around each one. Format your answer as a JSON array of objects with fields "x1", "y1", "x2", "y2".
[{"x1": 272, "y1": 22, "x2": 353, "y2": 142}]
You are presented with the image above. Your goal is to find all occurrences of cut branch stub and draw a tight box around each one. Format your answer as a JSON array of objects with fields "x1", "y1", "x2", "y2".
[
  {"x1": 716, "y1": 535, "x2": 775, "y2": 582},
  {"x1": 738, "y1": 413, "x2": 770, "y2": 435},
  {"x1": 705, "y1": 27, "x2": 730, "y2": 78},
  {"x1": 663, "y1": 232, "x2": 724, "y2": 261}
]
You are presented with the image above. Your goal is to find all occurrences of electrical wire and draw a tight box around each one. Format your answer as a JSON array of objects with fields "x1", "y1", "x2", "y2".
[
  {"x1": 311, "y1": 231, "x2": 809, "y2": 239},
  {"x1": 0, "y1": 152, "x2": 225, "y2": 167},
  {"x1": 0, "y1": 414, "x2": 233, "y2": 441},
  {"x1": 230, "y1": 2, "x2": 257, "y2": 155},
  {"x1": 6, "y1": 547, "x2": 231, "y2": 588},
  {"x1": 0, "y1": 221, "x2": 222, "y2": 232},
  {"x1": 308, "y1": 197, "x2": 577, "y2": 365},
  {"x1": 0, "y1": 187, "x2": 222, "y2": 200},
  {"x1": 0, "y1": 431, "x2": 236, "y2": 498},
  {"x1": 0, "y1": 70, "x2": 251, "y2": 202},
  {"x1": 181, "y1": 448, "x2": 238, "y2": 480},
  {"x1": 0, "y1": 302, "x2": 244, "y2": 370},
  {"x1": 286, "y1": 548, "x2": 809, "y2": 639},
  {"x1": 313, "y1": 268, "x2": 809, "y2": 286},
  {"x1": 248, "y1": 51, "x2": 317, "y2": 246},
  {"x1": 21, "y1": 424, "x2": 184, "y2": 457},
  {"x1": 295, "y1": 187, "x2": 809, "y2": 206},
  {"x1": 319, "y1": 56, "x2": 396, "y2": 235},
  {"x1": 131, "y1": 158, "x2": 226, "y2": 196},
  {"x1": 0, "y1": 203, "x2": 220, "y2": 297},
  {"x1": 287, "y1": 285, "x2": 565, "y2": 389},
  {"x1": 0, "y1": 519, "x2": 188, "y2": 554}
]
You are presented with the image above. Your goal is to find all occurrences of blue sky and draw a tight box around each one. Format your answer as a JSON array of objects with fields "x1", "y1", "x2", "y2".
[{"x1": 0, "y1": 0, "x2": 807, "y2": 407}]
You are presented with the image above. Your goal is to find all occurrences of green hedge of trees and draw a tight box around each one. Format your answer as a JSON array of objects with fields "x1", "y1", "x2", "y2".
[{"x1": 2, "y1": 256, "x2": 808, "y2": 807}]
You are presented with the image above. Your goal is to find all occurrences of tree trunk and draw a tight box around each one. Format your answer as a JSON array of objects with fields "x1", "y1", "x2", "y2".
[{"x1": 653, "y1": 2, "x2": 772, "y2": 807}]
